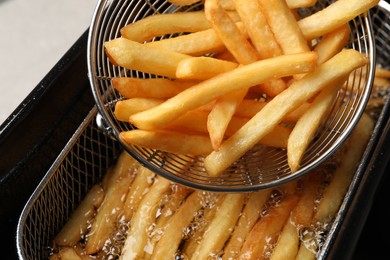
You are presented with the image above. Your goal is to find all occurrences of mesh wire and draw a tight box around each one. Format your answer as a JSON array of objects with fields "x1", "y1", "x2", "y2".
[{"x1": 88, "y1": 0, "x2": 376, "y2": 191}]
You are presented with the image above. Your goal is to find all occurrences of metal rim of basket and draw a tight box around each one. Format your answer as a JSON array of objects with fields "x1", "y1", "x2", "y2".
[{"x1": 87, "y1": 0, "x2": 376, "y2": 192}]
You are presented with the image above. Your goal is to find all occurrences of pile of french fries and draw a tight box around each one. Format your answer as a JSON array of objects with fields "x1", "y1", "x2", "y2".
[
  {"x1": 50, "y1": 110, "x2": 376, "y2": 260},
  {"x1": 104, "y1": 0, "x2": 380, "y2": 176}
]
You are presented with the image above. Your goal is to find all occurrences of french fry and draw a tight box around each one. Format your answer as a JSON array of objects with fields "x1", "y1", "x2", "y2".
[
  {"x1": 296, "y1": 113, "x2": 374, "y2": 259},
  {"x1": 222, "y1": 189, "x2": 272, "y2": 260},
  {"x1": 182, "y1": 192, "x2": 224, "y2": 257},
  {"x1": 85, "y1": 152, "x2": 138, "y2": 255},
  {"x1": 176, "y1": 56, "x2": 238, "y2": 80},
  {"x1": 238, "y1": 194, "x2": 299, "y2": 260},
  {"x1": 114, "y1": 98, "x2": 163, "y2": 122},
  {"x1": 207, "y1": 90, "x2": 248, "y2": 150},
  {"x1": 286, "y1": 0, "x2": 317, "y2": 8},
  {"x1": 314, "y1": 24, "x2": 350, "y2": 64},
  {"x1": 287, "y1": 76, "x2": 347, "y2": 172},
  {"x1": 270, "y1": 174, "x2": 322, "y2": 260},
  {"x1": 129, "y1": 51, "x2": 317, "y2": 130},
  {"x1": 115, "y1": 97, "x2": 308, "y2": 125},
  {"x1": 258, "y1": 0, "x2": 310, "y2": 55},
  {"x1": 204, "y1": 49, "x2": 367, "y2": 176},
  {"x1": 112, "y1": 77, "x2": 196, "y2": 99},
  {"x1": 54, "y1": 185, "x2": 105, "y2": 246},
  {"x1": 232, "y1": 0, "x2": 282, "y2": 59},
  {"x1": 203, "y1": 0, "x2": 257, "y2": 150},
  {"x1": 120, "y1": 129, "x2": 214, "y2": 156},
  {"x1": 57, "y1": 247, "x2": 83, "y2": 260},
  {"x1": 121, "y1": 176, "x2": 172, "y2": 259},
  {"x1": 122, "y1": 166, "x2": 156, "y2": 222},
  {"x1": 105, "y1": 38, "x2": 190, "y2": 78},
  {"x1": 314, "y1": 113, "x2": 374, "y2": 223},
  {"x1": 192, "y1": 193, "x2": 246, "y2": 260},
  {"x1": 375, "y1": 66, "x2": 390, "y2": 78},
  {"x1": 120, "y1": 11, "x2": 212, "y2": 42},
  {"x1": 151, "y1": 190, "x2": 204, "y2": 260},
  {"x1": 146, "y1": 27, "x2": 227, "y2": 56},
  {"x1": 298, "y1": 0, "x2": 380, "y2": 40},
  {"x1": 205, "y1": 0, "x2": 258, "y2": 65}
]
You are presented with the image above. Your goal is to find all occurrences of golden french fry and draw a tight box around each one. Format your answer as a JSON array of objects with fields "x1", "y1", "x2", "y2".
[
  {"x1": 258, "y1": 0, "x2": 310, "y2": 55},
  {"x1": 120, "y1": 129, "x2": 213, "y2": 156},
  {"x1": 314, "y1": 24, "x2": 350, "y2": 64},
  {"x1": 114, "y1": 98, "x2": 163, "y2": 122},
  {"x1": 146, "y1": 27, "x2": 227, "y2": 56},
  {"x1": 121, "y1": 176, "x2": 172, "y2": 259},
  {"x1": 192, "y1": 193, "x2": 246, "y2": 260},
  {"x1": 222, "y1": 189, "x2": 272, "y2": 260},
  {"x1": 129, "y1": 51, "x2": 317, "y2": 130},
  {"x1": 204, "y1": 49, "x2": 367, "y2": 176},
  {"x1": 205, "y1": 0, "x2": 258, "y2": 64},
  {"x1": 112, "y1": 77, "x2": 196, "y2": 99},
  {"x1": 287, "y1": 77, "x2": 347, "y2": 172},
  {"x1": 286, "y1": 0, "x2": 317, "y2": 8},
  {"x1": 232, "y1": 0, "x2": 282, "y2": 59},
  {"x1": 54, "y1": 185, "x2": 104, "y2": 246},
  {"x1": 151, "y1": 190, "x2": 204, "y2": 260},
  {"x1": 298, "y1": 0, "x2": 380, "y2": 40},
  {"x1": 238, "y1": 194, "x2": 299, "y2": 260},
  {"x1": 120, "y1": 11, "x2": 212, "y2": 42},
  {"x1": 122, "y1": 166, "x2": 156, "y2": 221},
  {"x1": 105, "y1": 38, "x2": 190, "y2": 78},
  {"x1": 85, "y1": 152, "x2": 138, "y2": 254},
  {"x1": 176, "y1": 56, "x2": 238, "y2": 80},
  {"x1": 207, "y1": 89, "x2": 247, "y2": 150}
]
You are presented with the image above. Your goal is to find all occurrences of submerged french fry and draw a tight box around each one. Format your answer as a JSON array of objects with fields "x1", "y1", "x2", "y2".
[
  {"x1": 239, "y1": 194, "x2": 299, "y2": 260},
  {"x1": 204, "y1": 49, "x2": 367, "y2": 176},
  {"x1": 121, "y1": 176, "x2": 171, "y2": 259},
  {"x1": 222, "y1": 189, "x2": 272, "y2": 260},
  {"x1": 296, "y1": 113, "x2": 374, "y2": 259},
  {"x1": 270, "y1": 174, "x2": 322, "y2": 260},
  {"x1": 85, "y1": 152, "x2": 138, "y2": 254},
  {"x1": 122, "y1": 166, "x2": 156, "y2": 221},
  {"x1": 54, "y1": 185, "x2": 104, "y2": 246},
  {"x1": 192, "y1": 193, "x2": 246, "y2": 260},
  {"x1": 151, "y1": 190, "x2": 204, "y2": 259},
  {"x1": 129, "y1": 52, "x2": 317, "y2": 130}
]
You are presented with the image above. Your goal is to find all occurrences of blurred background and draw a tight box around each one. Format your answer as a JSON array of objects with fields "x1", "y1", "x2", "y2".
[{"x1": 0, "y1": 0, "x2": 96, "y2": 124}]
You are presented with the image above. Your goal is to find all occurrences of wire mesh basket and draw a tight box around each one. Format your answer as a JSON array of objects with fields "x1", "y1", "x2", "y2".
[
  {"x1": 16, "y1": 2, "x2": 390, "y2": 256},
  {"x1": 87, "y1": 0, "x2": 376, "y2": 191}
]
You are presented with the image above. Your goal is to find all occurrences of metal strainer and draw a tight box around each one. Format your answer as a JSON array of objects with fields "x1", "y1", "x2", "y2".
[{"x1": 87, "y1": 0, "x2": 376, "y2": 191}]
